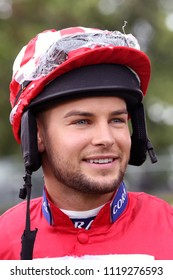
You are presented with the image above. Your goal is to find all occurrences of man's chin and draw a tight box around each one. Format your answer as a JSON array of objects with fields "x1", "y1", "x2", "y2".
[{"x1": 81, "y1": 177, "x2": 120, "y2": 194}]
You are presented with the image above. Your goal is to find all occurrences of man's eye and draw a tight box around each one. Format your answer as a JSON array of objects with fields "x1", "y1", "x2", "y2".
[
  {"x1": 111, "y1": 118, "x2": 125, "y2": 123},
  {"x1": 74, "y1": 119, "x2": 90, "y2": 125}
]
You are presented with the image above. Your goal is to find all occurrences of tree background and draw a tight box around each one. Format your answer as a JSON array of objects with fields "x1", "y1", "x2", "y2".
[{"x1": 0, "y1": 0, "x2": 173, "y2": 213}]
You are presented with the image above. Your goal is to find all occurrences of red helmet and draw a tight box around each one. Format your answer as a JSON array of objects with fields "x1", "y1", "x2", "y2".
[{"x1": 9, "y1": 26, "x2": 151, "y2": 143}]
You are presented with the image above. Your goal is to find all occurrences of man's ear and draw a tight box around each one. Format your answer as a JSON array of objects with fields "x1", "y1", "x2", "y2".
[{"x1": 36, "y1": 119, "x2": 45, "y2": 153}]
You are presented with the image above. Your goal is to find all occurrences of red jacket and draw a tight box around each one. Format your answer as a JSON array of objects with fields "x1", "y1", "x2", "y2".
[{"x1": 0, "y1": 190, "x2": 173, "y2": 260}]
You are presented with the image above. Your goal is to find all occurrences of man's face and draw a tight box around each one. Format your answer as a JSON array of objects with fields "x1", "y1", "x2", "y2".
[{"x1": 37, "y1": 96, "x2": 131, "y2": 195}]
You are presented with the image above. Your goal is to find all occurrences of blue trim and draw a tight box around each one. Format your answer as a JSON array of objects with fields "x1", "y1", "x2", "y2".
[
  {"x1": 111, "y1": 182, "x2": 128, "y2": 223},
  {"x1": 42, "y1": 189, "x2": 53, "y2": 225},
  {"x1": 42, "y1": 182, "x2": 128, "y2": 225}
]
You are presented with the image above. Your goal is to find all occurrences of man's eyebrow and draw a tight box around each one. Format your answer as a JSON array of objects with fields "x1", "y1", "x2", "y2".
[
  {"x1": 110, "y1": 109, "x2": 128, "y2": 116},
  {"x1": 64, "y1": 110, "x2": 94, "y2": 118},
  {"x1": 64, "y1": 109, "x2": 128, "y2": 118}
]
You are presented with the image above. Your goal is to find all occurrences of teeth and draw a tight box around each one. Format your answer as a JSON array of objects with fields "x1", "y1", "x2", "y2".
[{"x1": 87, "y1": 158, "x2": 114, "y2": 164}]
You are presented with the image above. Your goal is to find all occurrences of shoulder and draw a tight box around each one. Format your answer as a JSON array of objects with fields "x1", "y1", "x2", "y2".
[
  {"x1": 0, "y1": 197, "x2": 42, "y2": 260},
  {"x1": 129, "y1": 191, "x2": 173, "y2": 208},
  {"x1": 0, "y1": 197, "x2": 42, "y2": 226},
  {"x1": 128, "y1": 191, "x2": 173, "y2": 222}
]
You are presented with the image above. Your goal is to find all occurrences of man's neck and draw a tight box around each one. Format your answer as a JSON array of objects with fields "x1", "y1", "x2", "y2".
[{"x1": 44, "y1": 177, "x2": 114, "y2": 211}]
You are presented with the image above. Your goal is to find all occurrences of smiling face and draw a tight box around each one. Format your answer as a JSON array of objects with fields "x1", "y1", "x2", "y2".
[{"x1": 37, "y1": 96, "x2": 131, "y2": 207}]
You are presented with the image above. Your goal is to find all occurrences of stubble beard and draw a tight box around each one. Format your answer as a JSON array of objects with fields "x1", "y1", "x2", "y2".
[{"x1": 46, "y1": 153, "x2": 127, "y2": 195}]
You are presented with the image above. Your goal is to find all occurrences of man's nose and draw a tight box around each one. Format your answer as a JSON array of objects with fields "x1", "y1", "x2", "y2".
[{"x1": 91, "y1": 122, "x2": 115, "y2": 147}]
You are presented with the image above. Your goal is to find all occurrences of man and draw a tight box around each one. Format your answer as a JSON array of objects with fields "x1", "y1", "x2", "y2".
[{"x1": 0, "y1": 26, "x2": 173, "y2": 260}]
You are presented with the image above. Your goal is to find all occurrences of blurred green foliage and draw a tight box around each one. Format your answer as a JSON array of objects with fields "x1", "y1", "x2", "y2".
[{"x1": 0, "y1": 0, "x2": 173, "y2": 156}]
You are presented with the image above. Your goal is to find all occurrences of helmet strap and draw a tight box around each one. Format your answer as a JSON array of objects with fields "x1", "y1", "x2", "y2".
[
  {"x1": 20, "y1": 169, "x2": 38, "y2": 260},
  {"x1": 19, "y1": 110, "x2": 40, "y2": 259},
  {"x1": 129, "y1": 102, "x2": 157, "y2": 165}
]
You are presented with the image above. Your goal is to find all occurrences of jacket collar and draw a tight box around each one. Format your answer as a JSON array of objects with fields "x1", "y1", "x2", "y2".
[{"x1": 42, "y1": 182, "x2": 128, "y2": 227}]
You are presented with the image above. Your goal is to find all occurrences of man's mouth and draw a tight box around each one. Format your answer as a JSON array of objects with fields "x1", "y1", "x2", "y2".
[{"x1": 85, "y1": 158, "x2": 115, "y2": 164}]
